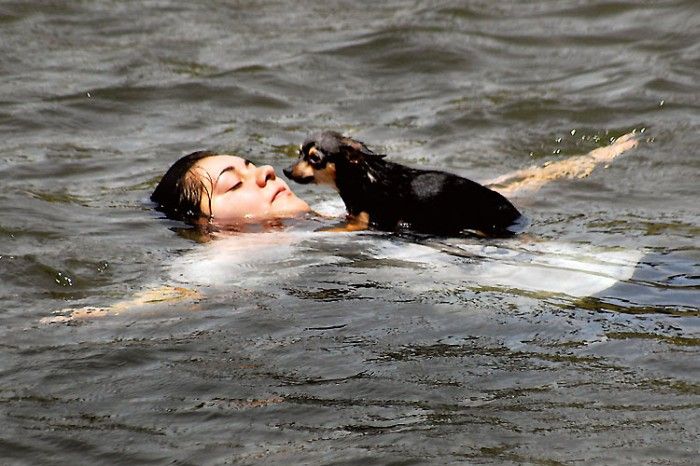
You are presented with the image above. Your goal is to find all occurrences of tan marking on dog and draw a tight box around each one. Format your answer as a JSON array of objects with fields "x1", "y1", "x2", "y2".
[
  {"x1": 288, "y1": 159, "x2": 316, "y2": 180},
  {"x1": 312, "y1": 161, "x2": 337, "y2": 188},
  {"x1": 324, "y1": 211, "x2": 370, "y2": 232}
]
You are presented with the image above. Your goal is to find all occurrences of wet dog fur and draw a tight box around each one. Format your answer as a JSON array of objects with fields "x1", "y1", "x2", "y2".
[{"x1": 283, "y1": 131, "x2": 524, "y2": 236}]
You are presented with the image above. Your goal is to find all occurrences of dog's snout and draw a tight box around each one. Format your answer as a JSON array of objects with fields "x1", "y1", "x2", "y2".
[{"x1": 283, "y1": 160, "x2": 317, "y2": 185}]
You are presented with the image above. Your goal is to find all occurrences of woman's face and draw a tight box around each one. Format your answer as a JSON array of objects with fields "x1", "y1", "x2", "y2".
[{"x1": 192, "y1": 155, "x2": 309, "y2": 223}]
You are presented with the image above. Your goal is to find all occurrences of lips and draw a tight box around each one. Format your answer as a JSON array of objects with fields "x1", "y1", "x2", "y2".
[{"x1": 271, "y1": 186, "x2": 287, "y2": 203}]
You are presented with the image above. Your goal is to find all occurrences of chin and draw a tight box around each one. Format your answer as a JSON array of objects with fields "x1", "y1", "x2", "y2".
[
  {"x1": 272, "y1": 197, "x2": 310, "y2": 216},
  {"x1": 272, "y1": 206, "x2": 310, "y2": 218}
]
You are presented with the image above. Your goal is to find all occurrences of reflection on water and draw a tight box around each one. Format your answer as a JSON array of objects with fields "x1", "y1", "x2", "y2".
[{"x1": 1, "y1": 0, "x2": 698, "y2": 464}]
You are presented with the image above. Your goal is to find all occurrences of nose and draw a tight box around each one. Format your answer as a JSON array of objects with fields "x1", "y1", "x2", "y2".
[{"x1": 255, "y1": 165, "x2": 276, "y2": 187}]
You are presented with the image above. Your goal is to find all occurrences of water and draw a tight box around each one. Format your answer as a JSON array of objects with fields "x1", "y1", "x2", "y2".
[{"x1": 1, "y1": 1, "x2": 699, "y2": 464}]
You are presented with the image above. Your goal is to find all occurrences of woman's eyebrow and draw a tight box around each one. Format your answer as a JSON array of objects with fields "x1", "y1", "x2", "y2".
[
  {"x1": 217, "y1": 166, "x2": 236, "y2": 179},
  {"x1": 216, "y1": 160, "x2": 251, "y2": 180},
  {"x1": 213, "y1": 166, "x2": 239, "y2": 191}
]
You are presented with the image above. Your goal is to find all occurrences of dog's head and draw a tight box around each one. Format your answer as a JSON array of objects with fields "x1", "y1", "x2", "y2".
[{"x1": 283, "y1": 131, "x2": 383, "y2": 187}]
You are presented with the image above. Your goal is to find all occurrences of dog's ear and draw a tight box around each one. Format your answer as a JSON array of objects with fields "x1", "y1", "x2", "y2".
[{"x1": 339, "y1": 136, "x2": 385, "y2": 163}]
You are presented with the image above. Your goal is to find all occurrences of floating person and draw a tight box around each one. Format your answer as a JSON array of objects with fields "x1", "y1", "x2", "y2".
[{"x1": 43, "y1": 132, "x2": 641, "y2": 323}]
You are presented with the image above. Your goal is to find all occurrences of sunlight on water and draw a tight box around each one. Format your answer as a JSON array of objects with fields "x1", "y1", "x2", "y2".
[{"x1": 0, "y1": 0, "x2": 698, "y2": 464}]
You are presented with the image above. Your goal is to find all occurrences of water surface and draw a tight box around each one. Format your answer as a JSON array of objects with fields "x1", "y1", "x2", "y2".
[{"x1": 1, "y1": 1, "x2": 698, "y2": 464}]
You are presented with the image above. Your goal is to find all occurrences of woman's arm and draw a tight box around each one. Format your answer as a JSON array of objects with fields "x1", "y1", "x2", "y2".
[{"x1": 41, "y1": 286, "x2": 202, "y2": 324}]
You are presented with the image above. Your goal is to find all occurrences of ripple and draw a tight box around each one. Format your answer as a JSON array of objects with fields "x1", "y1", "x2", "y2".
[{"x1": 1, "y1": 0, "x2": 698, "y2": 464}]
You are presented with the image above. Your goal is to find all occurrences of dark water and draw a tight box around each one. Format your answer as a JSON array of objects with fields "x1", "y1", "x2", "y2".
[{"x1": 1, "y1": 1, "x2": 699, "y2": 464}]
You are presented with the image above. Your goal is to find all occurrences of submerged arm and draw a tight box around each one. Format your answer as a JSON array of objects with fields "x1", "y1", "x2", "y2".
[{"x1": 41, "y1": 286, "x2": 202, "y2": 324}]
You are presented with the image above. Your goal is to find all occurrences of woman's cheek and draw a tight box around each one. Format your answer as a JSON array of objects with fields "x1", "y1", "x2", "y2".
[{"x1": 215, "y1": 190, "x2": 268, "y2": 219}]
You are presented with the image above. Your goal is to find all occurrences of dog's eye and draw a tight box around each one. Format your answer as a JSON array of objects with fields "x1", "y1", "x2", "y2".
[
  {"x1": 307, "y1": 147, "x2": 325, "y2": 166},
  {"x1": 308, "y1": 152, "x2": 322, "y2": 164}
]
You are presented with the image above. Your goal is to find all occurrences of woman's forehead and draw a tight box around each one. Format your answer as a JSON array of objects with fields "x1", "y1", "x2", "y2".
[{"x1": 194, "y1": 154, "x2": 247, "y2": 175}]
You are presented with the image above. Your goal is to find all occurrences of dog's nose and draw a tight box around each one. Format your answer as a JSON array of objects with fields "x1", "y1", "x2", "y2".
[{"x1": 283, "y1": 166, "x2": 293, "y2": 179}]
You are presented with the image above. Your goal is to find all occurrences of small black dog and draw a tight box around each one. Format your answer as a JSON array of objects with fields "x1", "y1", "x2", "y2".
[{"x1": 283, "y1": 131, "x2": 524, "y2": 236}]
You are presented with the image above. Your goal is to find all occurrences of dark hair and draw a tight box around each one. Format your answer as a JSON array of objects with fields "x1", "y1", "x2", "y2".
[{"x1": 151, "y1": 150, "x2": 217, "y2": 222}]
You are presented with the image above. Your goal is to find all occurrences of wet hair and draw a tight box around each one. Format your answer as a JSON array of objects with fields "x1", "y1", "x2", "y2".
[{"x1": 151, "y1": 150, "x2": 217, "y2": 222}]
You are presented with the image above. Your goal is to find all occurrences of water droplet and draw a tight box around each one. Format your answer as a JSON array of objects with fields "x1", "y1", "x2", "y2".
[
  {"x1": 555, "y1": 137, "x2": 562, "y2": 143},
  {"x1": 55, "y1": 271, "x2": 73, "y2": 287},
  {"x1": 659, "y1": 100, "x2": 665, "y2": 107},
  {"x1": 86, "y1": 92, "x2": 92, "y2": 98},
  {"x1": 570, "y1": 129, "x2": 576, "y2": 136},
  {"x1": 640, "y1": 127, "x2": 646, "y2": 133}
]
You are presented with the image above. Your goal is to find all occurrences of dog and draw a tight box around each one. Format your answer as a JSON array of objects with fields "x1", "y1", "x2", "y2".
[{"x1": 283, "y1": 131, "x2": 524, "y2": 236}]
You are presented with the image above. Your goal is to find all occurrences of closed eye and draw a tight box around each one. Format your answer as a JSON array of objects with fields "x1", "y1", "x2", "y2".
[{"x1": 229, "y1": 181, "x2": 242, "y2": 191}]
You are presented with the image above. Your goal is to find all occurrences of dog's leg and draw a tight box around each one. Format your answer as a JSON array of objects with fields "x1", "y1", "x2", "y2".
[
  {"x1": 486, "y1": 132, "x2": 639, "y2": 197},
  {"x1": 321, "y1": 211, "x2": 371, "y2": 233}
]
